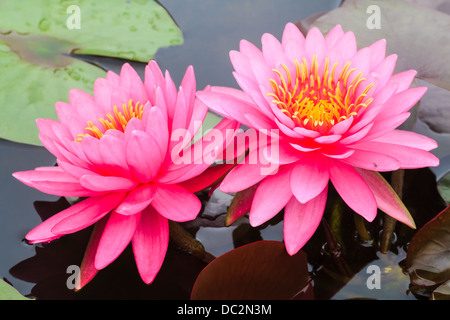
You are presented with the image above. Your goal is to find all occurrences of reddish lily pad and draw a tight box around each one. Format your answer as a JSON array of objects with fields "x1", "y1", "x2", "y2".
[{"x1": 191, "y1": 240, "x2": 313, "y2": 300}]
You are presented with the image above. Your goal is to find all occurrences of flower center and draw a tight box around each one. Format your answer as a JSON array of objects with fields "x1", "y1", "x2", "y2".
[
  {"x1": 268, "y1": 55, "x2": 374, "y2": 133},
  {"x1": 75, "y1": 99, "x2": 144, "y2": 142}
]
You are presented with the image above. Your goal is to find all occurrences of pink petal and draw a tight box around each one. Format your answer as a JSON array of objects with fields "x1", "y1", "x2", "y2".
[
  {"x1": 290, "y1": 153, "x2": 329, "y2": 204},
  {"x1": 54, "y1": 102, "x2": 85, "y2": 137},
  {"x1": 12, "y1": 167, "x2": 97, "y2": 197},
  {"x1": 77, "y1": 218, "x2": 107, "y2": 289},
  {"x1": 289, "y1": 142, "x2": 321, "y2": 152},
  {"x1": 282, "y1": 22, "x2": 305, "y2": 48},
  {"x1": 283, "y1": 187, "x2": 328, "y2": 255},
  {"x1": 80, "y1": 174, "x2": 137, "y2": 192},
  {"x1": 368, "y1": 39, "x2": 386, "y2": 67},
  {"x1": 328, "y1": 31, "x2": 357, "y2": 63},
  {"x1": 305, "y1": 27, "x2": 326, "y2": 63},
  {"x1": 380, "y1": 87, "x2": 427, "y2": 118},
  {"x1": 25, "y1": 192, "x2": 124, "y2": 243},
  {"x1": 324, "y1": 24, "x2": 344, "y2": 49},
  {"x1": 388, "y1": 70, "x2": 417, "y2": 93},
  {"x1": 50, "y1": 192, "x2": 126, "y2": 235},
  {"x1": 144, "y1": 60, "x2": 165, "y2": 105},
  {"x1": 219, "y1": 158, "x2": 276, "y2": 193},
  {"x1": 372, "y1": 130, "x2": 438, "y2": 151},
  {"x1": 341, "y1": 149, "x2": 400, "y2": 171},
  {"x1": 98, "y1": 134, "x2": 131, "y2": 178},
  {"x1": 329, "y1": 116, "x2": 354, "y2": 135},
  {"x1": 329, "y1": 160, "x2": 377, "y2": 222},
  {"x1": 126, "y1": 130, "x2": 163, "y2": 183},
  {"x1": 36, "y1": 118, "x2": 72, "y2": 142},
  {"x1": 366, "y1": 54, "x2": 397, "y2": 91},
  {"x1": 179, "y1": 163, "x2": 234, "y2": 193},
  {"x1": 163, "y1": 70, "x2": 178, "y2": 121},
  {"x1": 196, "y1": 89, "x2": 265, "y2": 129},
  {"x1": 282, "y1": 25, "x2": 306, "y2": 62},
  {"x1": 132, "y1": 206, "x2": 169, "y2": 284},
  {"x1": 119, "y1": 63, "x2": 148, "y2": 104},
  {"x1": 171, "y1": 87, "x2": 189, "y2": 133},
  {"x1": 356, "y1": 168, "x2": 415, "y2": 228},
  {"x1": 115, "y1": 184, "x2": 155, "y2": 215},
  {"x1": 362, "y1": 112, "x2": 411, "y2": 142},
  {"x1": 180, "y1": 65, "x2": 196, "y2": 108},
  {"x1": 151, "y1": 184, "x2": 201, "y2": 222},
  {"x1": 314, "y1": 134, "x2": 342, "y2": 144},
  {"x1": 339, "y1": 123, "x2": 373, "y2": 145},
  {"x1": 94, "y1": 210, "x2": 141, "y2": 270},
  {"x1": 57, "y1": 159, "x2": 98, "y2": 179},
  {"x1": 249, "y1": 164, "x2": 294, "y2": 226},
  {"x1": 352, "y1": 141, "x2": 439, "y2": 169},
  {"x1": 69, "y1": 88, "x2": 103, "y2": 123},
  {"x1": 261, "y1": 32, "x2": 286, "y2": 66}
]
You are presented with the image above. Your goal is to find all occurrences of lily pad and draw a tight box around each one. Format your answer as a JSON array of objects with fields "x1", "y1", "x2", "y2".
[
  {"x1": 0, "y1": 0, "x2": 183, "y2": 146},
  {"x1": 310, "y1": 0, "x2": 450, "y2": 91},
  {"x1": 405, "y1": 205, "x2": 450, "y2": 288},
  {"x1": 190, "y1": 240, "x2": 313, "y2": 300},
  {"x1": 0, "y1": 279, "x2": 33, "y2": 300}
]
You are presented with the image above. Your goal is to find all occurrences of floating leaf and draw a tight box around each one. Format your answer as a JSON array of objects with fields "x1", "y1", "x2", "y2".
[
  {"x1": 0, "y1": 0, "x2": 183, "y2": 145},
  {"x1": 0, "y1": 279, "x2": 33, "y2": 300},
  {"x1": 191, "y1": 240, "x2": 313, "y2": 300},
  {"x1": 417, "y1": 80, "x2": 450, "y2": 134},
  {"x1": 405, "y1": 205, "x2": 450, "y2": 287}
]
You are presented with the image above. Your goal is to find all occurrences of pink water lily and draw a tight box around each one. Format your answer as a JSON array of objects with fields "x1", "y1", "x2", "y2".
[
  {"x1": 13, "y1": 61, "x2": 238, "y2": 287},
  {"x1": 197, "y1": 23, "x2": 440, "y2": 255}
]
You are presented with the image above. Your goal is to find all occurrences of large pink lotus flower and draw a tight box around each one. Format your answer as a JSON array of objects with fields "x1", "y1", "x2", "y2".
[
  {"x1": 13, "y1": 61, "x2": 238, "y2": 287},
  {"x1": 197, "y1": 23, "x2": 440, "y2": 255}
]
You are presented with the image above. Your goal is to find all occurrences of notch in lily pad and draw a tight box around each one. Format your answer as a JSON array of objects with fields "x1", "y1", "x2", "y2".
[{"x1": 0, "y1": 0, "x2": 183, "y2": 146}]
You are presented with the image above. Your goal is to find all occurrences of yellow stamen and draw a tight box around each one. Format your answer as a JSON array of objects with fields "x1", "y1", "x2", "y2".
[
  {"x1": 75, "y1": 99, "x2": 145, "y2": 142},
  {"x1": 268, "y1": 55, "x2": 374, "y2": 133}
]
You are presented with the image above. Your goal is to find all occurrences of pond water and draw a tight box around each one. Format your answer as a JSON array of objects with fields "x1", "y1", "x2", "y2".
[{"x1": 1, "y1": 0, "x2": 449, "y2": 300}]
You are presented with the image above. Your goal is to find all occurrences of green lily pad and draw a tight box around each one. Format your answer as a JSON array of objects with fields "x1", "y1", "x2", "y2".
[
  {"x1": 0, "y1": 0, "x2": 183, "y2": 146},
  {"x1": 0, "y1": 279, "x2": 33, "y2": 300}
]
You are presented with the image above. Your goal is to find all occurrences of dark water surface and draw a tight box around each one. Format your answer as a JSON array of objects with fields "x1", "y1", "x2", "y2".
[{"x1": 1, "y1": 0, "x2": 448, "y2": 300}]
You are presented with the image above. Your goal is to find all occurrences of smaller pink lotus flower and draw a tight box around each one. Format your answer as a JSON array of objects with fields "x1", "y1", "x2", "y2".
[
  {"x1": 197, "y1": 23, "x2": 440, "y2": 255},
  {"x1": 13, "y1": 61, "x2": 238, "y2": 288}
]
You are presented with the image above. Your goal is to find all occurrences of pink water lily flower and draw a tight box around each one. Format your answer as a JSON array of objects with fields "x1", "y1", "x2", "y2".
[
  {"x1": 197, "y1": 23, "x2": 440, "y2": 255},
  {"x1": 13, "y1": 61, "x2": 238, "y2": 287}
]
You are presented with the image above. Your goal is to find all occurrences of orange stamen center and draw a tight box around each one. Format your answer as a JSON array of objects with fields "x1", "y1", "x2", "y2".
[
  {"x1": 267, "y1": 55, "x2": 374, "y2": 133},
  {"x1": 75, "y1": 99, "x2": 144, "y2": 142}
]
